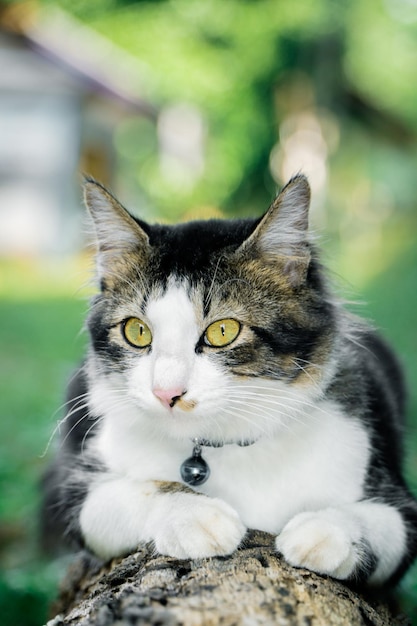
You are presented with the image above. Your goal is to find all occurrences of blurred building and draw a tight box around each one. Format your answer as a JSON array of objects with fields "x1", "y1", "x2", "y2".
[{"x1": 0, "y1": 2, "x2": 156, "y2": 256}]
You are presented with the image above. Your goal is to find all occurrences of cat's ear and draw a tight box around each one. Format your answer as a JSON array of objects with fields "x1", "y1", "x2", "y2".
[
  {"x1": 84, "y1": 178, "x2": 150, "y2": 283},
  {"x1": 238, "y1": 174, "x2": 311, "y2": 285}
]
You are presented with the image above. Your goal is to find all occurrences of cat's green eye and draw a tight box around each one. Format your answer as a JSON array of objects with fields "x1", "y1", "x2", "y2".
[
  {"x1": 123, "y1": 318, "x2": 152, "y2": 348},
  {"x1": 205, "y1": 319, "x2": 241, "y2": 347}
]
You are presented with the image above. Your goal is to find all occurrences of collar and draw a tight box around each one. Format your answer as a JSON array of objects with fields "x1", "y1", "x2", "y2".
[
  {"x1": 193, "y1": 437, "x2": 257, "y2": 448},
  {"x1": 180, "y1": 437, "x2": 257, "y2": 487}
]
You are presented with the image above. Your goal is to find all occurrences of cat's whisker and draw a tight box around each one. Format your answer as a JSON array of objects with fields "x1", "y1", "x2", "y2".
[
  {"x1": 234, "y1": 366, "x2": 325, "y2": 394},
  {"x1": 232, "y1": 403, "x2": 323, "y2": 429},
  {"x1": 225, "y1": 395, "x2": 324, "y2": 430},
  {"x1": 41, "y1": 398, "x2": 91, "y2": 457},
  {"x1": 266, "y1": 360, "x2": 324, "y2": 392},
  {"x1": 221, "y1": 401, "x2": 304, "y2": 438},
  {"x1": 58, "y1": 409, "x2": 97, "y2": 448},
  {"x1": 80, "y1": 417, "x2": 105, "y2": 455},
  {"x1": 205, "y1": 255, "x2": 223, "y2": 309},
  {"x1": 226, "y1": 388, "x2": 332, "y2": 420},
  {"x1": 210, "y1": 414, "x2": 227, "y2": 444},
  {"x1": 87, "y1": 266, "x2": 149, "y2": 307},
  {"x1": 209, "y1": 276, "x2": 253, "y2": 304},
  {"x1": 226, "y1": 389, "x2": 320, "y2": 411},
  {"x1": 48, "y1": 391, "x2": 90, "y2": 423},
  {"x1": 226, "y1": 391, "x2": 320, "y2": 411},
  {"x1": 226, "y1": 397, "x2": 292, "y2": 421},
  {"x1": 103, "y1": 266, "x2": 149, "y2": 301},
  {"x1": 224, "y1": 399, "x2": 310, "y2": 434},
  {"x1": 224, "y1": 394, "x2": 305, "y2": 426},
  {"x1": 229, "y1": 380, "x2": 322, "y2": 397},
  {"x1": 219, "y1": 407, "x2": 273, "y2": 438},
  {"x1": 54, "y1": 391, "x2": 134, "y2": 454}
]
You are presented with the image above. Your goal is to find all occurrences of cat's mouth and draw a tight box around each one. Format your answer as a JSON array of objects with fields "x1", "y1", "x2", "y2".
[
  {"x1": 171, "y1": 395, "x2": 197, "y2": 412},
  {"x1": 153, "y1": 388, "x2": 198, "y2": 413},
  {"x1": 178, "y1": 397, "x2": 197, "y2": 411}
]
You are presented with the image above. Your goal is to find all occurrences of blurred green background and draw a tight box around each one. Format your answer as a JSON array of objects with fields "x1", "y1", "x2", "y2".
[{"x1": 0, "y1": 0, "x2": 417, "y2": 624}]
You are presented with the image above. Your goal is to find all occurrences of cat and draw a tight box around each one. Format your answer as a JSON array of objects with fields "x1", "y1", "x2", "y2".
[{"x1": 42, "y1": 174, "x2": 417, "y2": 586}]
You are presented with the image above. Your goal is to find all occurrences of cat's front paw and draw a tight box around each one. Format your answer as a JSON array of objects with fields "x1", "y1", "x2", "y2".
[
  {"x1": 275, "y1": 510, "x2": 361, "y2": 579},
  {"x1": 150, "y1": 495, "x2": 246, "y2": 560}
]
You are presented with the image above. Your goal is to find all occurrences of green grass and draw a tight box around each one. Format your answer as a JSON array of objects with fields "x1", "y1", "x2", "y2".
[{"x1": 0, "y1": 293, "x2": 87, "y2": 626}]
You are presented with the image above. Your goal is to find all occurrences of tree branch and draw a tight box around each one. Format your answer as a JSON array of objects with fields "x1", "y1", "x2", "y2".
[{"x1": 46, "y1": 531, "x2": 410, "y2": 626}]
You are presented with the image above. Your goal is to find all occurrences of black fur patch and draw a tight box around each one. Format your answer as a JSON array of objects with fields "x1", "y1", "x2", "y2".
[{"x1": 145, "y1": 218, "x2": 260, "y2": 282}]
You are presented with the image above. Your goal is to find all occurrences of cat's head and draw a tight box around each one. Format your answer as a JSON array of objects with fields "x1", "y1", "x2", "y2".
[{"x1": 84, "y1": 175, "x2": 336, "y2": 444}]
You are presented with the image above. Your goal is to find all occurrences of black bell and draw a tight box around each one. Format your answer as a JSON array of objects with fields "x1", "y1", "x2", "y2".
[{"x1": 180, "y1": 448, "x2": 210, "y2": 486}]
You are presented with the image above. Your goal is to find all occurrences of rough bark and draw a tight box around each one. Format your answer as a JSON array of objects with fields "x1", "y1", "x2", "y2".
[{"x1": 46, "y1": 531, "x2": 410, "y2": 626}]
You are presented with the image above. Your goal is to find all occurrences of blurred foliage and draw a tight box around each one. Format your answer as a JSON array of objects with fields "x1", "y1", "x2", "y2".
[
  {"x1": 39, "y1": 0, "x2": 417, "y2": 226},
  {"x1": 2, "y1": 0, "x2": 417, "y2": 623}
]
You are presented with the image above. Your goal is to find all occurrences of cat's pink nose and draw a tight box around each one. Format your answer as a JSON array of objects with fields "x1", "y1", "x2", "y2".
[{"x1": 153, "y1": 388, "x2": 186, "y2": 410}]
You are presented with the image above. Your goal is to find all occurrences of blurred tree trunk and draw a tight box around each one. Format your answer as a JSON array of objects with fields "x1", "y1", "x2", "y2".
[{"x1": 46, "y1": 531, "x2": 409, "y2": 626}]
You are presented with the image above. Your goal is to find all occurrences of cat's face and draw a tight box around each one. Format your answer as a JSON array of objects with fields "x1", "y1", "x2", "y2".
[{"x1": 85, "y1": 176, "x2": 336, "y2": 444}]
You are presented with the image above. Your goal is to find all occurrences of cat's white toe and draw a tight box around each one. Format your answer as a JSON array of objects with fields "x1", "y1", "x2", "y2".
[
  {"x1": 151, "y1": 495, "x2": 246, "y2": 560},
  {"x1": 275, "y1": 511, "x2": 360, "y2": 579}
]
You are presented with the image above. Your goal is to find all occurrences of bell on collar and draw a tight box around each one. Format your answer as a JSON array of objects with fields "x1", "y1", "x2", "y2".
[{"x1": 180, "y1": 443, "x2": 210, "y2": 486}]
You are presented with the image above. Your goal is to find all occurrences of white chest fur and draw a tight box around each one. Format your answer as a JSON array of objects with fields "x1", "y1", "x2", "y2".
[
  {"x1": 200, "y1": 403, "x2": 370, "y2": 532},
  {"x1": 92, "y1": 396, "x2": 370, "y2": 535}
]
